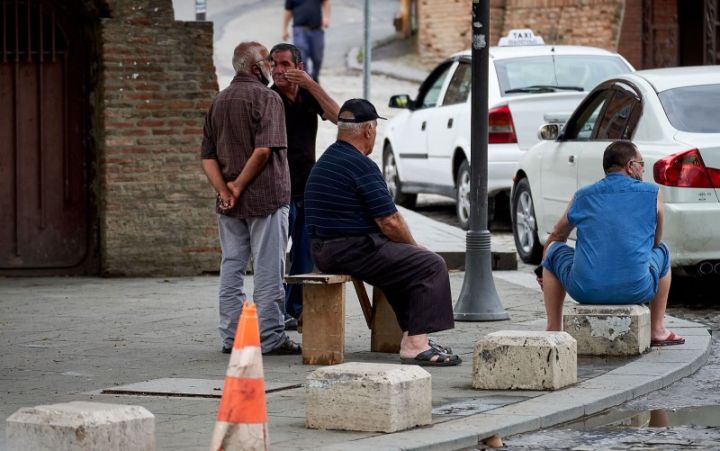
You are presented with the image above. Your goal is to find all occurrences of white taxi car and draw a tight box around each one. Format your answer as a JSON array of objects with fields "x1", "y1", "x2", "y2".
[
  {"x1": 382, "y1": 30, "x2": 634, "y2": 228},
  {"x1": 511, "y1": 66, "x2": 720, "y2": 276}
]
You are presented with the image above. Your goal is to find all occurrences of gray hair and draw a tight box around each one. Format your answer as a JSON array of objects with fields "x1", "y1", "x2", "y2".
[
  {"x1": 232, "y1": 41, "x2": 264, "y2": 75},
  {"x1": 337, "y1": 113, "x2": 376, "y2": 135},
  {"x1": 337, "y1": 121, "x2": 365, "y2": 134}
]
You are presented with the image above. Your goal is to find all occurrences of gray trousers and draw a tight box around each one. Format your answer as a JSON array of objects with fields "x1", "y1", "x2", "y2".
[{"x1": 217, "y1": 206, "x2": 289, "y2": 353}]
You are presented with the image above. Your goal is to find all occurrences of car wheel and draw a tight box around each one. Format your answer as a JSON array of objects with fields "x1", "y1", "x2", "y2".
[
  {"x1": 512, "y1": 178, "x2": 543, "y2": 264},
  {"x1": 455, "y1": 160, "x2": 471, "y2": 230},
  {"x1": 383, "y1": 145, "x2": 417, "y2": 208}
]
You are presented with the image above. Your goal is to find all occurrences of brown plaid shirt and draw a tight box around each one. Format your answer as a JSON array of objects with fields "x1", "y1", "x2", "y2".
[{"x1": 201, "y1": 74, "x2": 290, "y2": 218}]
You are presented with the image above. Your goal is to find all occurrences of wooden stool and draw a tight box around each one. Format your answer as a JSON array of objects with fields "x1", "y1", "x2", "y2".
[{"x1": 284, "y1": 274, "x2": 403, "y2": 365}]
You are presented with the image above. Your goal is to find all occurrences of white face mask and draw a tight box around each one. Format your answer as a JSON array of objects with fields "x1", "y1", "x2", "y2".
[{"x1": 257, "y1": 65, "x2": 272, "y2": 86}]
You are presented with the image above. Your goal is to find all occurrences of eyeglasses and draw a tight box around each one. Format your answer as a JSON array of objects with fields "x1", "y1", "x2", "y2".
[{"x1": 630, "y1": 160, "x2": 645, "y2": 167}]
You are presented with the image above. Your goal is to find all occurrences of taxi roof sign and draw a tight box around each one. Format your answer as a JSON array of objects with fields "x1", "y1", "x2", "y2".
[{"x1": 498, "y1": 29, "x2": 545, "y2": 46}]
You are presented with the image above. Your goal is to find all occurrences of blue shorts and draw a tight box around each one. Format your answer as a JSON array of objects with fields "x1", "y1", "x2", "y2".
[{"x1": 542, "y1": 241, "x2": 670, "y2": 304}]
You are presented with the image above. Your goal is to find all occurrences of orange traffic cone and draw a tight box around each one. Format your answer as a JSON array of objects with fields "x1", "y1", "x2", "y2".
[{"x1": 210, "y1": 302, "x2": 269, "y2": 451}]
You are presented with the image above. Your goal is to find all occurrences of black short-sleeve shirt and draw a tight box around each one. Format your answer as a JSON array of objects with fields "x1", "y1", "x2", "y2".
[
  {"x1": 273, "y1": 86, "x2": 323, "y2": 198},
  {"x1": 285, "y1": 0, "x2": 323, "y2": 28}
]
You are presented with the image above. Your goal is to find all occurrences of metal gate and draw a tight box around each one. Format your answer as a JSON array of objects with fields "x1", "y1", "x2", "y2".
[{"x1": 0, "y1": 0, "x2": 90, "y2": 270}]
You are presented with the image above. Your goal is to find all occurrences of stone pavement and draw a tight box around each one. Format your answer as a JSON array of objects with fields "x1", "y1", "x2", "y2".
[{"x1": 0, "y1": 206, "x2": 711, "y2": 450}]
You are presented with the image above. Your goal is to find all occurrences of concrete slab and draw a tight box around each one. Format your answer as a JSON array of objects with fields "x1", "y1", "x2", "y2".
[{"x1": 6, "y1": 401, "x2": 155, "y2": 451}]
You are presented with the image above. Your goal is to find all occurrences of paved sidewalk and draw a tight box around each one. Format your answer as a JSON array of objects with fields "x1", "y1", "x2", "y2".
[{"x1": 0, "y1": 208, "x2": 710, "y2": 450}]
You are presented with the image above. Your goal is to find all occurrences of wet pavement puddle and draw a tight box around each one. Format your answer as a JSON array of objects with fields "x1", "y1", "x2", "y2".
[{"x1": 568, "y1": 405, "x2": 720, "y2": 430}]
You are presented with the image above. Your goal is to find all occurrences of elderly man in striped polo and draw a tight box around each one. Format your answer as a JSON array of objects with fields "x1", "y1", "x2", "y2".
[{"x1": 304, "y1": 99, "x2": 461, "y2": 367}]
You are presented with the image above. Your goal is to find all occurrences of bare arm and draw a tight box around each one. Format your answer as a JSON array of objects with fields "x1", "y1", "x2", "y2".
[
  {"x1": 375, "y1": 211, "x2": 416, "y2": 245},
  {"x1": 321, "y1": 0, "x2": 330, "y2": 28},
  {"x1": 202, "y1": 159, "x2": 235, "y2": 209},
  {"x1": 227, "y1": 147, "x2": 272, "y2": 200},
  {"x1": 655, "y1": 189, "x2": 664, "y2": 247},
  {"x1": 543, "y1": 201, "x2": 575, "y2": 258},
  {"x1": 282, "y1": 10, "x2": 292, "y2": 41},
  {"x1": 285, "y1": 69, "x2": 339, "y2": 123}
]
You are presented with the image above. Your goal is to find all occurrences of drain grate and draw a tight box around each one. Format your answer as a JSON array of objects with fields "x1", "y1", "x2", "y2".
[{"x1": 101, "y1": 378, "x2": 302, "y2": 398}]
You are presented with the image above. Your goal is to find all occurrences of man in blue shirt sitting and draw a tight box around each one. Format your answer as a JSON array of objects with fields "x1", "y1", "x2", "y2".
[
  {"x1": 540, "y1": 140, "x2": 684, "y2": 347},
  {"x1": 304, "y1": 99, "x2": 461, "y2": 366}
]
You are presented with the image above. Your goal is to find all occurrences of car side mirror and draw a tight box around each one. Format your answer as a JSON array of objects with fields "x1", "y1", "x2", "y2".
[
  {"x1": 537, "y1": 123, "x2": 560, "y2": 141},
  {"x1": 389, "y1": 94, "x2": 414, "y2": 110}
]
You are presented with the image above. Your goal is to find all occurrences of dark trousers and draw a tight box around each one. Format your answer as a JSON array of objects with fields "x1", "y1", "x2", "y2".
[
  {"x1": 284, "y1": 197, "x2": 313, "y2": 318},
  {"x1": 311, "y1": 234, "x2": 454, "y2": 336}
]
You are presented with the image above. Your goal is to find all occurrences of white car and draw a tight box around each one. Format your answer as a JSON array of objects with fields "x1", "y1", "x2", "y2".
[
  {"x1": 511, "y1": 66, "x2": 720, "y2": 277},
  {"x1": 382, "y1": 33, "x2": 633, "y2": 228}
]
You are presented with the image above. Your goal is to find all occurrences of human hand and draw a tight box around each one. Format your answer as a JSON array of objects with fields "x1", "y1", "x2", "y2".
[
  {"x1": 534, "y1": 265, "x2": 544, "y2": 290},
  {"x1": 284, "y1": 68, "x2": 313, "y2": 88},
  {"x1": 322, "y1": 16, "x2": 330, "y2": 28},
  {"x1": 218, "y1": 190, "x2": 235, "y2": 211},
  {"x1": 282, "y1": 29, "x2": 289, "y2": 41}
]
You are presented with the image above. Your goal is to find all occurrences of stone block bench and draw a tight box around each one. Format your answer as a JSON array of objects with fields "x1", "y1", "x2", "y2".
[
  {"x1": 284, "y1": 273, "x2": 402, "y2": 365},
  {"x1": 6, "y1": 401, "x2": 155, "y2": 451},
  {"x1": 563, "y1": 304, "x2": 650, "y2": 355},
  {"x1": 472, "y1": 331, "x2": 577, "y2": 390},
  {"x1": 306, "y1": 362, "x2": 431, "y2": 432}
]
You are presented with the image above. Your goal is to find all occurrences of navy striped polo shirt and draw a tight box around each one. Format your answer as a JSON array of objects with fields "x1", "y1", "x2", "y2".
[{"x1": 304, "y1": 140, "x2": 397, "y2": 238}]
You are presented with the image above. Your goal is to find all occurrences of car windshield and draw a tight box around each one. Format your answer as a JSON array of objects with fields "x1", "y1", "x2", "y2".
[
  {"x1": 495, "y1": 55, "x2": 632, "y2": 95},
  {"x1": 658, "y1": 84, "x2": 720, "y2": 133}
]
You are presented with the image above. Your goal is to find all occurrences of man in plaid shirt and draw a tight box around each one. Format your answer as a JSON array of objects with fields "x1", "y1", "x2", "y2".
[{"x1": 201, "y1": 41, "x2": 301, "y2": 356}]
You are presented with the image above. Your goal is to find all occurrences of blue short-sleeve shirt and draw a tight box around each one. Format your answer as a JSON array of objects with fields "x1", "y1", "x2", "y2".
[
  {"x1": 304, "y1": 140, "x2": 397, "y2": 238},
  {"x1": 543, "y1": 173, "x2": 669, "y2": 304}
]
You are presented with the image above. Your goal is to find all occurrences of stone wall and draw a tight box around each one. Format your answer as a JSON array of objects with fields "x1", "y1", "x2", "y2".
[
  {"x1": 100, "y1": 0, "x2": 219, "y2": 275},
  {"x1": 417, "y1": 0, "x2": 625, "y2": 65}
]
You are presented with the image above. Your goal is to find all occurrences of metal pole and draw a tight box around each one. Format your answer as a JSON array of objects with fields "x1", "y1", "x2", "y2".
[
  {"x1": 195, "y1": 0, "x2": 206, "y2": 21},
  {"x1": 453, "y1": 0, "x2": 508, "y2": 321},
  {"x1": 363, "y1": 0, "x2": 371, "y2": 100}
]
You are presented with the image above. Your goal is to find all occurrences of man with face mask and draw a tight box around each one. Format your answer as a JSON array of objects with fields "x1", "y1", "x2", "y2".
[
  {"x1": 200, "y1": 41, "x2": 301, "y2": 356},
  {"x1": 538, "y1": 140, "x2": 683, "y2": 347}
]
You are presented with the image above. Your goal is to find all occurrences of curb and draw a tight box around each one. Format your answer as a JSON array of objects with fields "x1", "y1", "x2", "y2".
[{"x1": 314, "y1": 320, "x2": 711, "y2": 451}]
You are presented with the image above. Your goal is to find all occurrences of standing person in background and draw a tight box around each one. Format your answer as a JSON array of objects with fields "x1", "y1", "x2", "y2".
[
  {"x1": 281, "y1": 0, "x2": 329, "y2": 82},
  {"x1": 200, "y1": 41, "x2": 301, "y2": 356},
  {"x1": 269, "y1": 43, "x2": 339, "y2": 328}
]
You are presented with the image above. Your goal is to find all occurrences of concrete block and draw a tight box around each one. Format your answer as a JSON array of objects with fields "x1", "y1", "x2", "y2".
[
  {"x1": 6, "y1": 401, "x2": 155, "y2": 451},
  {"x1": 305, "y1": 362, "x2": 431, "y2": 432},
  {"x1": 563, "y1": 304, "x2": 650, "y2": 355},
  {"x1": 473, "y1": 331, "x2": 577, "y2": 390}
]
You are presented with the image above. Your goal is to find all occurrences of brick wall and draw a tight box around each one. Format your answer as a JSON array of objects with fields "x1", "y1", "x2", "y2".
[
  {"x1": 618, "y1": 0, "x2": 642, "y2": 68},
  {"x1": 100, "y1": 0, "x2": 220, "y2": 276},
  {"x1": 417, "y1": 0, "x2": 507, "y2": 64},
  {"x1": 502, "y1": 0, "x2": 624, "y2": 50},
  {"x1": 418, "y1": 0, "x2": 625, "y2": 64}
]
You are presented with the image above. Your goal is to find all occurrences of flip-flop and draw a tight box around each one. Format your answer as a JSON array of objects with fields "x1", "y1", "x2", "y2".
[
  {"x1": 651, "y1": 331, "x2": 685, "y2": 347},
  {"x1": 400, "y1": 348, "x2": 462, "y2": 367},
  {"x1": 428, "y1": 338, "x2": 452, "y2": 354}
]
